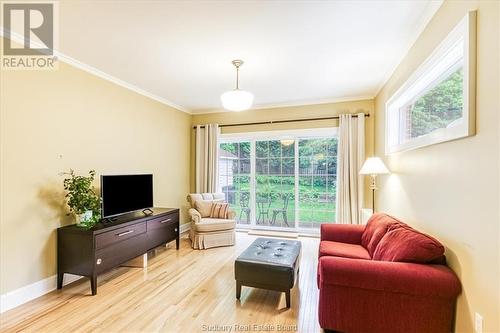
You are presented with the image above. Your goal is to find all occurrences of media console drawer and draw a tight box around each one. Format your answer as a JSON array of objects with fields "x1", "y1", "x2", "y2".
[
  {"x1": 148, "y1": 214, "x2": 178, "y2": 229},
  {"x1": 147, "y1": 213, "x2": 179, "y2": 250},
  {"x1": 95, "y1": 222, "x2": 146, "y2": 249},
  {"x1": 95, "y1": 232, "x2": 147, "y2": 273},
  {"x1": 57, "y1": 208, "x2": 180, "y2": 295}
]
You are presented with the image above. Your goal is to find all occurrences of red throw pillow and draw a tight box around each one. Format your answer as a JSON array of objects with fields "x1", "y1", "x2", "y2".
[
  {"x1": 209, "y1": 202, "x2": 229, "y2": 219},
  {"x1": 361, "y1": 213, "x2": 405, "y2": 256},
  {"x1": 372, "y1": 226, "x2": 445, "y2": 263}
]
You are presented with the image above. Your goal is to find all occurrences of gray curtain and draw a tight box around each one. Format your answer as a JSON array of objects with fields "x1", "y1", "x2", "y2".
[
  {"x1": 337, "y1": 114, "x2": 365, "y2": 224},
  {"x1": 195, "y1": 124, "x2": 220, "y2": 193}
]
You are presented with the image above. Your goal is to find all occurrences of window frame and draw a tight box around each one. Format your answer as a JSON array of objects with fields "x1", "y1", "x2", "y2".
[
  {"x1": 385, "y1": 11, "x2": 476, "y2": 155},
  {"x1": 218, "y1": 127, "x2": 338, "y2": 233}
]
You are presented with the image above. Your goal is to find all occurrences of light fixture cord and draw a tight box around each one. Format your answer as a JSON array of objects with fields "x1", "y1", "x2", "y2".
[{"x1": 236, "y1": 65, "x2": 240, "y2": 90}]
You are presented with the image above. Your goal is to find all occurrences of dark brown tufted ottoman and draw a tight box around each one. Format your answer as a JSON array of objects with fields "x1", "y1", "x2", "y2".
[{"x1": 234, "y1": 237, "x2": 301, "y2": 308}]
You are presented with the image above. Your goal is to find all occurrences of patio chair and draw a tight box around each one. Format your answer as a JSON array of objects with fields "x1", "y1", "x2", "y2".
[
  {"x1": 238, "y1": 192, "x2": 251, "y2": 224},
  {"x1": 256, "y1": 195, "x2": 271, "y2": 224},
  {"x1": 271, "y1": 193, "x2": 291, "y2": 227}
]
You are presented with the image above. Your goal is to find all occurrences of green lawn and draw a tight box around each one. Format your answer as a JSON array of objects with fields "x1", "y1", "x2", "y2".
[{"x1": 226, "y1": 184, "x2": 336, "y2": 228}]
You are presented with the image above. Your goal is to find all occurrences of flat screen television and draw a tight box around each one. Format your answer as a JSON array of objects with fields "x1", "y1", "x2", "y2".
[{"x1": 101, "y1": 174, "x2": 153, "y2": 218}]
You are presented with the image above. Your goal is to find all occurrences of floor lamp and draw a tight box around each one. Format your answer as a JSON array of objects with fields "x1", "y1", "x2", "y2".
[{"x1": 360, "y1": 157, "x2": 390, "y2": 212}]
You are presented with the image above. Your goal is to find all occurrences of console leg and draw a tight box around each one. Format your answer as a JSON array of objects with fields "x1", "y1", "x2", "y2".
[
  {"x1": 176, "y1": 236, "x2": 180, "y2": 250},
  {"x1": 90, "y1": 275, "x2": 97, "y2": 295},
  {"x1": 236, "y1": 281, "x2": 242, "y2": 299},
  {"x1": 57, "y1": 272, "x2": 64, "y2": 289},
  {"x1": 285, "y1": 290, "x2": 291, "y2": 308}
]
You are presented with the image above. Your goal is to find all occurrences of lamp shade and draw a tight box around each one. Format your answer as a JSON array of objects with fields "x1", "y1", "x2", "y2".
[
  {"x1": 220, "y1": 89, "x2": 254, "y2": 111},
  {"x1": 359, "y1": 157, "x2": 390, "y2": 175}
]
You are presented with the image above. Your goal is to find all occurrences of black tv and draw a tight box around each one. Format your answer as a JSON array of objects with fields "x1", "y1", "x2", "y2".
[{"x1": 101, "y1": 174, "x2": 153, "y2": 218}]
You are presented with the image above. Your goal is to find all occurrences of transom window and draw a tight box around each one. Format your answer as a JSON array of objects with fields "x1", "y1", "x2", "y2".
[{"x1": 386, "y1": 12, "x2": 476, "y2": 154}]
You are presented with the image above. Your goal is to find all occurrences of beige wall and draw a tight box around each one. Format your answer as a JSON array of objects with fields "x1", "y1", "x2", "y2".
[
  {"x1": 374, "y1": 1, "x2": 499, "y2": 332},
  {"x1": 0, "y1": 58, "x2": 191, "y2": 294},
  {"x1": 0, "y1": 54, "x2": 374, "y2": 296},
  {"x1": 192, "y1": 99, "x2": 375, "y2": 206}
]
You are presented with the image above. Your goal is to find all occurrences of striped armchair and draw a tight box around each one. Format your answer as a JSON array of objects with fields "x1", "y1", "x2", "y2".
[{"x1": 186, "y1": 193, "x2": 236, "y2": 249}]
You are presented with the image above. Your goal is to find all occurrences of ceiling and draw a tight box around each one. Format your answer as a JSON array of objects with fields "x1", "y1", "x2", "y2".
[{"x1": 37, "y1": 1, "x2": 443, "y2": 113}]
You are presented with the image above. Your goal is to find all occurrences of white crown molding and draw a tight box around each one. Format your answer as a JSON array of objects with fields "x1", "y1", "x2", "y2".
[
  {"x1": 373, "y1": 0, "x2": 444, "y2": 97},
  {"x1": 0, "y1": 273, "x2": 82, "y2": 313},
  {"x1": 0, "y1": 28, "x2": 377, "y2": 116},
  {"x1": 0, "y1": 28, "x2": 191, "y2": 114},
  {"x1": 192, "y1": 94, "x2": 375, "y2": 115},
  {"x1": 56, "y1": 53, "x2": 191, "y2": 113},
  {"x1": 2, "y1": 1, "x2": 438, "y2": 118},
  {"x1": 1, "y1": 0, "x2": 443, "y2": 116}
]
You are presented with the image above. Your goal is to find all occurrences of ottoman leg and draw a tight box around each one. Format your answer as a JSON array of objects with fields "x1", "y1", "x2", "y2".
[
  {"x1": 236, "y1": 281, "x2": 242, "y2": 299},
  {"x1": 285, "y1": 290, "x2": 291, "y2": 308}
]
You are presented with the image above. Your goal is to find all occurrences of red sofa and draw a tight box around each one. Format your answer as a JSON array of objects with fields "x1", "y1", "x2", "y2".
[{"x1": 318, "y1": 213, "x2": 461, "y2": 333}]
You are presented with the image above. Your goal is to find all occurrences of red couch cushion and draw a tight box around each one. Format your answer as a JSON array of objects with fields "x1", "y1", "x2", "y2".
[
  {"x1": 372, "y1": 225, "x2": 445, "y2": 263},
  {"x1": 319, "y1": 241, "x2": 371, "y2": 260},
  {"x1": 361, "y1": 213, "x2": 404, "y2": 256}
]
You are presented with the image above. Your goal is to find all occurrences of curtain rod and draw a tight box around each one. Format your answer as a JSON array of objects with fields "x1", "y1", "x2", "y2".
[{"x1": 192, "y1": 113, "x2": 370, "y2": 129}]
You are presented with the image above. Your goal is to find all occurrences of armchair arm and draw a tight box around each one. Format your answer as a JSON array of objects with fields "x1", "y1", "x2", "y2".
[
  {"x1": 318, "y1": 256, "x2": 461, "y2": 298},
  {"x1": 320, "y1": 223, "x2": 365, "y2": 244},
  {"x1": 227, "y1": 207, "x2": 236, "y2": 220},
  {"x1": 188, "y1": 208, "x2": 202, "y2": 223}
]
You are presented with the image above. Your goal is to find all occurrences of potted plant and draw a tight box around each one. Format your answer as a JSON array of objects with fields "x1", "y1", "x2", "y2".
[{"x1": 63, "y1": 169, "x2": 101, "y2": 227}]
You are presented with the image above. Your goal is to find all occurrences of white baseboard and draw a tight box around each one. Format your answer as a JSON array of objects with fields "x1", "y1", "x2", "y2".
[
  {"x1": 180, "y1": 222, "x2": 191, "y2": 234},
  {"x1": 0, "y1": 273, "x2": 82, "y2": 314},
  {"x1": 247, "y1": 229, "x2": 299, "y2": 238},
  {"x1": 1, "y1": 225, "x2": 190, "y2": 314}
]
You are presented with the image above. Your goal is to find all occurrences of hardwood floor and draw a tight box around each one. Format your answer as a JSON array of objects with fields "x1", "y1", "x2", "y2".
[{"x1": 0, "y1": 232, "x2": 320, "y2": 333}]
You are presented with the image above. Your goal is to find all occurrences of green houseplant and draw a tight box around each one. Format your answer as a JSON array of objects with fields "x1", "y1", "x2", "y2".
[{"x1": 63, "y1": 169, "x2": 101, "y2": 227}]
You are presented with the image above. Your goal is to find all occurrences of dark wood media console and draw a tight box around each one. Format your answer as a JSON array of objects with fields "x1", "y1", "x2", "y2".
[{"x1": 57, "y1": 208, "x2": 179, "y2": 295}]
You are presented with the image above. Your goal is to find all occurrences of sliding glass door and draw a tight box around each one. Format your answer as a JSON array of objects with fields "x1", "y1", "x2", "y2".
[
  {"x1": 219, "y1": 141, "x2": 251, "y2": 224},
  {"x1": 219, "y1": 129, "x2": 337, "y2": 232},
  {"x1": 297, "y1": 138, "x2": 337, "y2": 229},
  {"x1": 255, "y1": 140, "x2": 295, "y2": 228}
]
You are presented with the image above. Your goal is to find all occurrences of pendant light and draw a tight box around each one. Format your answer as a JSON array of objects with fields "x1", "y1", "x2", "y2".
[
  {"x1": 221, "y1": 60, "x2": 254, "y2": 111},
  {"x1": 280, "y1": 139, "x2": 295, "y2": 146}
]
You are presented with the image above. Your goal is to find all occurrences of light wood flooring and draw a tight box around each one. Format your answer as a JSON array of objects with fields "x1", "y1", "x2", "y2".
[{"x1": 0, "y1": 232, "x2": 320, "y2": 333}]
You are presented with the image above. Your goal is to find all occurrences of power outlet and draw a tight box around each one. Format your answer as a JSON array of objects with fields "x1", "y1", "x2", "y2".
[{"x1": 474, "y1": 312, "x2": 483, "y2": 333}]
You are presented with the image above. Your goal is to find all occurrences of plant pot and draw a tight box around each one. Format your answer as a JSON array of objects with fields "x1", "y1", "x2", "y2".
[{"x1": 76, "y1": 210, "x2": 93, "y2": 226}]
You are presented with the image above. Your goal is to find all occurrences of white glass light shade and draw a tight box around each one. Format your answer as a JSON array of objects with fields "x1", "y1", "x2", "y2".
[
  {"x1": 221, "y1": 89, "x2": 254, "y2": 111},
  {"x1": 359, "y1": 157, "x2": 390, "y2": 175},
  {"x1": 280, "y1": 139, "x2": 295, "y2": 146}
]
